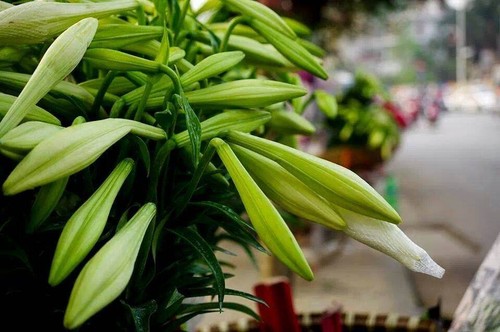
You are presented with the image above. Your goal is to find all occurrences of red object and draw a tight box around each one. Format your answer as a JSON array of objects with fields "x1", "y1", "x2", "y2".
[
  {"x1": 383, "y1": 101, "x2": 409, "y2": 129},
  {"x1": 253, "y1": 277, "x2": 301, "y2": 332},
  {"x1": 320, "y1": 303, "x2": 343, "y2": 332}
]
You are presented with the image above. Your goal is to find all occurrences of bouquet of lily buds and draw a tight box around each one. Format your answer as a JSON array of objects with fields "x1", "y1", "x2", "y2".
[{"x1": 0, "y1": 0, "x2": 444, "y2": 330}]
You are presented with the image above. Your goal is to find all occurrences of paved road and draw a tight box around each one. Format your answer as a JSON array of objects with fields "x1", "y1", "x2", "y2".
[{"x1": 386, "y1": 111, "x2": 500, "y2": 318}]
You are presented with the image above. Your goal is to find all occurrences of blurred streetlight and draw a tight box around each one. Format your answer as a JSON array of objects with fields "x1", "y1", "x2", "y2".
[{"x1": 445, "y1": 0, "x2": 470, "y2": 84}]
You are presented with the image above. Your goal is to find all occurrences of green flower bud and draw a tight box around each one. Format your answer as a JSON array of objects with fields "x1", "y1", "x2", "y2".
[
  {"x1": 0, "y1": 121, "x2": 62, "y2": 153},
  {"x1": 184, "y1": 79, "x2": 307, "y2": 109},
  {"x1": 0, "y1": 72, "x2": 96, "y2": 112},
  {"x1": 230, "y1": 144, "x2": 345, "y2": 230},
  {"x1": 249, "y1": 19, "x2": 328, "y2": 80},
  {"x1": 49, "y1": 159, "x2": 135, "y2": 286},
  {"x1": 63, "y1": 202, "x2": 156, "y2": 329},
  {"x1": 174, "y1": 110, "x2": 271, "y2": 148},
  {"x1": 84, "y1": 48, "x2": 161, "y2": 73},
  {"x1": 220, "y1": 0, "x2": 296, "y2": 39},
  {"x1": 2, "y1": 119, "x2": 165, "y2": 195},
  {"x1": 0, "y1": 18, "x2": 98, "y2": 137},
  {"x1": 208, "y1": 22, "x2": 261, "y2": 39},
  {"x1": 193, "y1": 31, "x2": 293, "y2": 68},
  {"x1": 212, "y1": 138, "x2": 313, "y2": 281},
  {"x1": 79, "y1": 76, "x2": 137, "y2": 96},
  {"x1": 226, "y1": 131, "x2": 401, "y2": 224},
  {"x1": 282, "y1": 17, "x2": 311, "y2": 37},
  {"x1": 27, "y1": 177, "x2": 69, "y2": 234},
  {"x1": 0, "y1": 1, "x2": 12, "y2": 11},
  {"x1": 267, "y1": 109, "x2": 316, "y2": 136},
  {"x1": 0, "y1": 92, "x2": 60, "y2": 125},
  {"x1": 0, "y1": 1, "x2": 137, "y2": 44},
  {"x1": 90, "y1": 24, "x2": 163, "y2": 49},
  {"x1": 180, "y1": 51, "x2": 245, "y2": 87}
]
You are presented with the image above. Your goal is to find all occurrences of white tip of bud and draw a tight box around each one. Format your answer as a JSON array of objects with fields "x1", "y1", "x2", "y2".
[
  {"x1": 340, "y1": 208, "x2": 445, "y2": 278},
  {"x1": 411, "y1": 252, "x2": 445, "y2": 278}
]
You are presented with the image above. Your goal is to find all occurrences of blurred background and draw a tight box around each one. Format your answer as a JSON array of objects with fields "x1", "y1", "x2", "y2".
[{"x1": 195, "y1": 0, "x2": 500, "y2": 330}]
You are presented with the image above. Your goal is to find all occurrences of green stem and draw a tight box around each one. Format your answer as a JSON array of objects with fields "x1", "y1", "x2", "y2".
[
  {"x1": 134, "y1": 79, "x2": 153, "y2": 121},
  {"x1": 148, "y1": 139, "x2": 177, "y2": 204},
  {"x1": 159, "y1": 65, "x2": 182, "y2": 96},
  {"x1": 173, "y1": 143, "x2": 216, "y2": 218},
  {"x1": 90, "y1": 71, "x2": 118, "y2": 116},
  {"x1": 174, "y1": 0, "x2": 191, "y2": 36},
  {"x1": 110, "y1": 98, "x2": 126, "y2": 118},
  {"x1": 219, "y1": 16, "x2": 247, "y2": 52}
]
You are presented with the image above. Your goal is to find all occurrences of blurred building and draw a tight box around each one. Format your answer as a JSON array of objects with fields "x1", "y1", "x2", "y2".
[{"x1": 334, "y1": 0, "x2": 445, "y2": 81}]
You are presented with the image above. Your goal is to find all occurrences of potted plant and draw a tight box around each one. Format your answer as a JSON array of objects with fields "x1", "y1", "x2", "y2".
[
  {"x1": 0, "y1": 1, "x2": 443, "y2": 331},
  {"x1": 315, "y1": 71, "x2": 408, "y2": 172}
]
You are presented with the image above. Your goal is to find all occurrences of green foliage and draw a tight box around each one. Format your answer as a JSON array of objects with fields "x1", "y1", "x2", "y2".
[{"x1": 323, "y1": 71, "x2": 401, "y2": 160}]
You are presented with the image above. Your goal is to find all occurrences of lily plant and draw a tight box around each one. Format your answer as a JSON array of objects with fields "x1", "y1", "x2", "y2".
[{"x1": 0, "y1": 0, "x2": 443, "y2": 330}]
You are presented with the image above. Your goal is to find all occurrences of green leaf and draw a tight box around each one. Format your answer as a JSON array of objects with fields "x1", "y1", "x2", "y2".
[
  {"x1": 169, "y1": 226, "x2": 225, "y2": 311},
  {"x1": 154, "y1": 109, "x2": 174, "y2": 133},
  {"x1": 315, "y1": 89, "x2": 338, "y2": 118},
  {"x1": 191, "y1": 201, "x2": 253, "y2": 232},
  {"x1": 122, "y1": 300, "x2": 158, "y2": 332},
  {"x1": 179, "y1": 302, "x2": 260, "y2": 321},
  {"x1": 175, "y1": 94, "x2": 201, "y2": 166},
  {"x1": 130, "y1": 136, "x2": 151, "y2": 176},
  {"x1": 155, "y1": 288, "x2": 185, "y2": 324},
  {"x1": 184, "y1": 287, "x2": 268, "y2": 307}
]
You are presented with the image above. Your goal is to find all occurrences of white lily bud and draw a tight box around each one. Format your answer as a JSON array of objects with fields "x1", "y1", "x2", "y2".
[{"x1": 339, "y1": 208, "x2": 445, "y2": 278}]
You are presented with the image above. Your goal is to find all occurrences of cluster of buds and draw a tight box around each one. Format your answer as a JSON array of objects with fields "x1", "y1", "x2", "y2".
[{"x1": 0, "y1": 0, "x2": 443, "y2": 330}]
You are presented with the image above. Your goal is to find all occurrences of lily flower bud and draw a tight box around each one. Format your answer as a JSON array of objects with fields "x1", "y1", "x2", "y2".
[
  {"x1": 226, "y1": 131, "x2": 401, "y2": 224},
  {"x1": 339, "y1": 208, "x2": 445, "y2": 278},
  {"x1": 230, "y1": 144, "x2": 345, "y2": 230},
  {"x1": 220, "y1": 0, "x2": 296, "y2": 39},
  {"x1": 249, "y1": 19, "x2": 328, "y2": 80},
  {"x1": 0, "y1": 92, "x2": 60, "y2": 125},
  {"x1": 0, "y1": 18, "x2": 98, "y2": 137},
  {"x1": 212, "y1": 138, "x2": 313, "y2": 281},
  {"x1": 83, "y1": 48, "x2": 161, "y2": 73},
  {"x1": 49, "y1": 159, "x2": 135, "y2": 286},
  {"x1": 185, "y1": 79, "x2": 307, "y2": 109},
  {"x1": 63, "y1": 203, "x2": 156, "y2": 329},
  {"x1": 180, "y1": 51, "x2": 245, "y2": 87},
  {"x1": 0, "y1": 1, "x2": 137, "y2": 44},
  {"x1": 27, "y1": 177, "x2": 69, "y2": 234},
  {"x1": 0, "y1": 121, "x2": 62, "y2": 153},
  {"x1": 267, "y1": 108, "x2": 316, "y2": 136},
  {"x1": 174, "y1": 110, "x2": 271, "y2": 148},
  {"x1": 2, "y1": 119, "x2": 165, "y2": 195}
]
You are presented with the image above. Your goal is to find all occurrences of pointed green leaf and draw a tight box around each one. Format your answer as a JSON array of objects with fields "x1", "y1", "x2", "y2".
[
  {"x1": 175, "y1": 94, "x2": 201, "y2": 165},
  {"x1": 170, "y1": 226, "x2": 225, "y2": 310}
]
